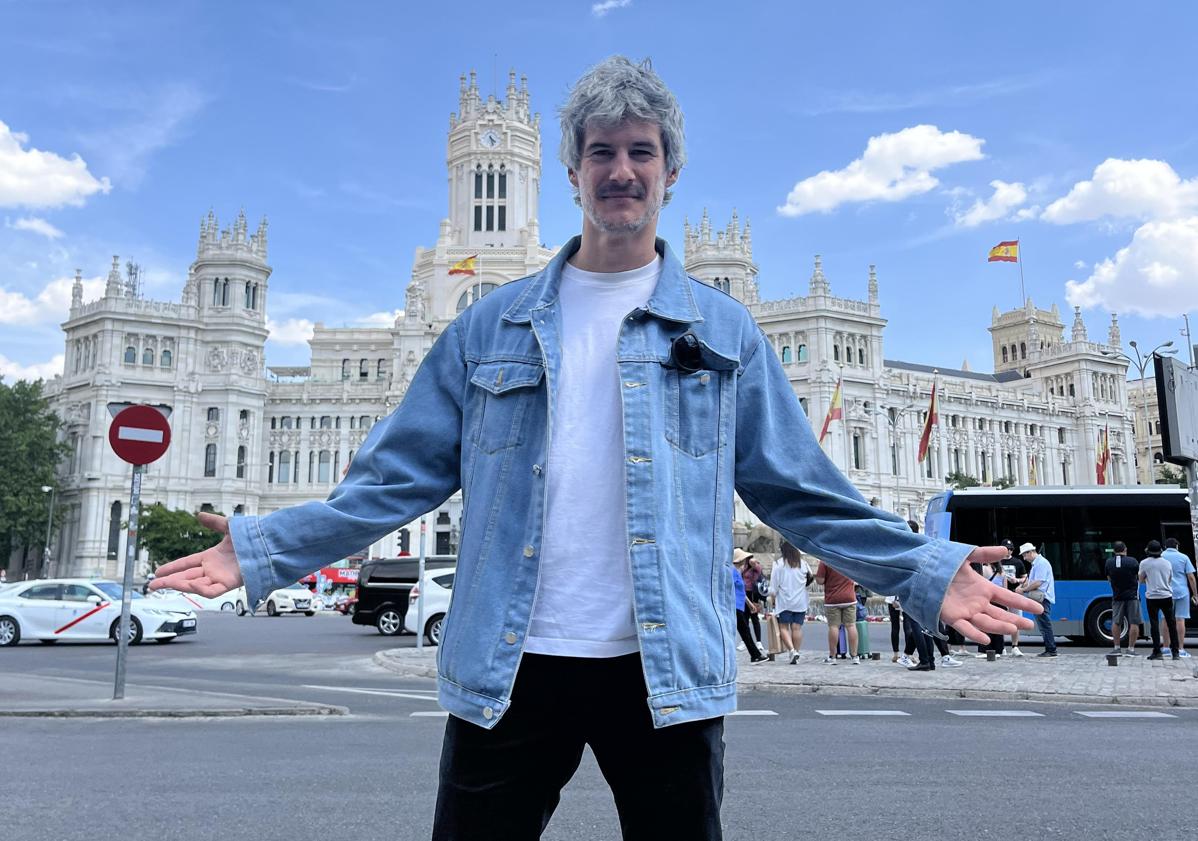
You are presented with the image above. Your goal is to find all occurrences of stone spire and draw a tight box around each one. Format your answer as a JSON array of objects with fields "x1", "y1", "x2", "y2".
[
  {"x1": 699, "y1": 207, "x2": 711, "y2": 242},
  {"x1": 104, "y1": 256, "x2": 123, "y2": 297},
  {"x1": 1071, "y1": 306, "x2": 1088, "y2": 342},
  {"x1": 1108, "y1": 313, "x2": 1122, "y2": 348},
  {"x1": 71, "y1": 269, "x2": 83, "y2": 307},
  {"x1": 809, "y1": 255, "x2": 830, "y2": 295},
  {"x1": 868, "y1": 264, "x2": 878, "y2": 305}
]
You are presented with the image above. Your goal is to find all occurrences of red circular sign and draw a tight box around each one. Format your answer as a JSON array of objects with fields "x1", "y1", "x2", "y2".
[{"x1": 108, "y1": 405, "x2": 172, "y2": 465}]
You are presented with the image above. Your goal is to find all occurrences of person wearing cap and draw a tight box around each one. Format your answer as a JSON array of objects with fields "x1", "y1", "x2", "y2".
[
  {"x1": 998, "y1": 539, "x2": 1026, "y2": 656},
  {"x1": 1139, "y1": 540, "x2": 1180, "y2": 660},
  {"x1": 1016, "y1": 542, "x2": 1057, "y2": 657},
  {"x1": 732, "y1": 549, "x2": 766, "y2": 664}
]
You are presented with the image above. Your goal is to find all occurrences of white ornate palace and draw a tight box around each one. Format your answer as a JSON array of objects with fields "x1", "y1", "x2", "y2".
[{"x1": 30, "y1": 69, "x2": 1138, "y2": 581}]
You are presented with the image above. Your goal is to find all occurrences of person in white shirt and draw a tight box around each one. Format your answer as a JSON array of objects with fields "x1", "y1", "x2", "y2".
[{"x1": 768, "y1": 541, "x2": 813, "y2": 664}]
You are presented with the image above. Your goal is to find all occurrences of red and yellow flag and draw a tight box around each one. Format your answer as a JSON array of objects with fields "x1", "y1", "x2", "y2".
[
  {"x1": 917, "y1": 382, "x2": 938, "y2": 463},
  {"x1": 1028, "y1": 455, "x2": 1038, "y2": 486},
  {"x1": 448, "y1": 255, "x2": 478, "y2": 276},
  {"x1": 987, "y1": 240, "x2": 1019, "y2": 263},
  {"x1": 818, "y1": 378, "x2": 843, "y2": 444},
  {"x1": 1096, "y1": 425, "x2": 1111, "y2": 485}
]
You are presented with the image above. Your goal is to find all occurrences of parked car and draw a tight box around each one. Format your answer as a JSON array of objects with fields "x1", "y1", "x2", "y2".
[
  {"x1": 261, "y1": 583, "x2": 317, "y2": 617},
  {"x1": 352, "y1": 556, "x2": 456, "y2": 636},
  {"x1": 404, "y1": 567, "x2": 455, "y2": 645},
  {"x1": 333, "y1": 595, "x2": 357, "y2": 616},
  {"x1": 0, "y1": 578, "x2": 197, "y2": 646},
  {"x1": 148, "y1": 586, "x2": 248, "y2": 614}
]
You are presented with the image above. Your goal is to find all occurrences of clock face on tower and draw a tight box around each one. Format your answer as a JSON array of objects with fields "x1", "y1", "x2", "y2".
[{"x1": 480, "y1": 130, "x2": 500, "y2": 148}]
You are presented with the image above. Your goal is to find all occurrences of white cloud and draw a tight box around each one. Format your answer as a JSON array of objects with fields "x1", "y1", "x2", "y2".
[
  {"x1": 0, "y1": 121, "x2": 111, "y2": 208},
  {"x1": 0, "y1": 274, "x2": 105, "y2": 325},
  {"x1": 1065, "y1": 216, "x2": 1198, "y2": 317},
  {"x1": 953, "y1": 179, "x2": 1028, "y2": 227},
  {"x1": 1042, "y1": 158, "x2": 1198, "y2": 224},
  {"x1": 0, "y1": 353, "x2": 64, "y2": 382},
  {"x1": 357, "y1": 309, "x2": 404, "y2": 327},
  {"x1": 777, "y1": 125, "x2": 985, "y2": 217},
  {"x1": 592, "y1": 0, "x2": 632, "y2": 17},
  {"x1": 1073, "y1": 259, "x2": 1087, "y2": 270},
  {"x1": 266, "y1": 317, "x2": 315, "y2": 346},
  {"x1": 6, "y1": 216, "x2": 64, "y2": 239}
]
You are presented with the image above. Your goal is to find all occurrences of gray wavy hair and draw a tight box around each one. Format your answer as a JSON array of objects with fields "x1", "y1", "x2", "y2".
[{"x1": 558, "y1": 56, "x2": 686, "y2": 197}]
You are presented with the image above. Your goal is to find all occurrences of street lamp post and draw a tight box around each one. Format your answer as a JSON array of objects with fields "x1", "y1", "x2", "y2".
[
  {"x1": 40, "y1": 485, "x2": 54, "y2": 579},
  {"x1": 866, "y1": 402, "x2": 917, "y2": 515},
  {"x1": 1102, "y1": 340, "x2": 1178, "y2": 484}
]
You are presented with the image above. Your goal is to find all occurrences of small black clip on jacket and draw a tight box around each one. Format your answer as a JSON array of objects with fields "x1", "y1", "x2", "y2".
[{"x1": 670, "y1": 331, "x2": 704, "y2": 372}]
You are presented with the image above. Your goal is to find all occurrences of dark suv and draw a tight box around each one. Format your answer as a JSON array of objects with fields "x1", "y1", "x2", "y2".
[{"x1": 352, "y1": 556, "x2": 456, "y2": 636}]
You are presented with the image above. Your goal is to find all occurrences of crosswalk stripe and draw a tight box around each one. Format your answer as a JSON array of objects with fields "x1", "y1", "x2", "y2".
[
  {"x1": 727, "y1": 710, "x2": 778, "y2": 717},
  {"x1": 946, "y1": 710, "x2": 1044, "y2": 717},
  {"x1": 1073, "y1": 711, "x2": 1177, "y2": 718},
  {"x1": 816, "y1": 710, "x2": 910, "y2": 716},
  {"x1": 410, "y1": 711, "x2": 450, "y2": 718}
]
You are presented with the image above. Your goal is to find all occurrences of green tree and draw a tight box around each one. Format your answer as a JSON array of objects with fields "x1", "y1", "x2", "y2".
[
  {"x1": 1156, "y1": 464, "x2": 1189, "y2": 488},
  {"x1": 944, "y1": 471, "x2": 981, "y2": 489},
  {"x1": 0, "y1": 377, "x2": 70, "y2": 562},
  {"x1": 138, "y1": 504, "x2": 225, "y2": 571},
  {"x1": 992, "y1": 475, "x2": 1016, "y2": 490}
]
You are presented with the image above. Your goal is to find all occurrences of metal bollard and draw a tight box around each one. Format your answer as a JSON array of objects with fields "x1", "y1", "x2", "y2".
[{"x1": 1106, "y1": 654, "x2": 1120, "y2": 667}]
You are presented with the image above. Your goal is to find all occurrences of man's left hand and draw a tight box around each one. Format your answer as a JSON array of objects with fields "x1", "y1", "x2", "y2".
[{"x1": 941, "y1": 547, "x2": 1043, "y2": 644}]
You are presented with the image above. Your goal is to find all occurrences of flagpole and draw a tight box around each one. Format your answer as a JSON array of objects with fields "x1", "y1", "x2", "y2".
[{"x1": 1017, "y1": 239, "x2": 1026, "y2": 306}]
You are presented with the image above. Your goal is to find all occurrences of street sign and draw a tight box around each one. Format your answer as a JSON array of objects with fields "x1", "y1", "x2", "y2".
[{"x1": 108, "y1": 404, "x2": 171, "y2": 466}]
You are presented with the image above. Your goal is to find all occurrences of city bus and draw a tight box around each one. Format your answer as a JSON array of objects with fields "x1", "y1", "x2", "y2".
[{"x1": 925, "y1": 486, "x2": 1196, "y2": 645}]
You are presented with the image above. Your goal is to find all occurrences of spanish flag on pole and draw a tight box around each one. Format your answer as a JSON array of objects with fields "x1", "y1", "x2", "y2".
[
  {"x1": 917, "y1": 382, "x2": 938, "y2": 463},
  {"x1": 449, "y1": 255, "x2": 478, "y2": 276},
  {"x1": 818, "y1": 378, "x2": 843, "y2": 444},
  {"x1": 1028, "y1": 455, "x2": 1038, "y2": 486},
  {"x1": 987, "y1": 240, "x2": 1019, "y2": 263},
  {"x1": 1096, "y1": 425, "x2": 1111, "y2": 485}
]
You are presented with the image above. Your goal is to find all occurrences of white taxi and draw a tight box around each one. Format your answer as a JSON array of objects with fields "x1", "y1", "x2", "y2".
[
  {"x1": 0, "y1": 579, "x2": 197, "y2": 646},
  {"x1": 148, "y1": 586, "x2": 249, "y2": 614},
  {"x1": 260, "y1": 583, "x2": 318, "y2": 617}
]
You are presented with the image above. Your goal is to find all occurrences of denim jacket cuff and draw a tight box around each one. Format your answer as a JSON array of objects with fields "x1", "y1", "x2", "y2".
[{"x1": 229, "y1": 515, "x2": 275, "y2": 608}]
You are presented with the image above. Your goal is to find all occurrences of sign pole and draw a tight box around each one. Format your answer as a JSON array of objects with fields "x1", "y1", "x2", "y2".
[
  {"x1": 113, "y1": 463, "x2": 144, "y2": 700},
  {"x1": 416, "y1": 515, "x2": 427, "y2": 651}
]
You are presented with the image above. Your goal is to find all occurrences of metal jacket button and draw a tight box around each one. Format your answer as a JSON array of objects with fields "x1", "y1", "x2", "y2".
[
  {"x1": 504, "y1": 631, "x2": 517, "y2": 644},
  {"x1": 523, "y1": 545, "x2": 535, "y2": 557},
  {"x1": 483, "y1": 706, "x2": 494, "y2": 720}
]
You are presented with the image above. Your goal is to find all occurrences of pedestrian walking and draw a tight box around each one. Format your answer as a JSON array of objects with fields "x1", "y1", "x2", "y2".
[
  {"x1": 998, "y1": 539, "x2": 1027, "y2": 656},
  {"x1": 733, "y1": 549, "x2": 766, "y2": 664},
  {"x1": 768, "y1": 541, "x2": 812, "y2": 664},
  {"x1": 885, "y1": 595, "x2": 909, "y2": 663},
  {"x1": 1016, "y1": 542, "x2": 1057, "y2": 657},
  {"x1": 148, "y1": 55, "x2": 1039, "y2": 840},
  {"x1": 817, "y1": 560, "x2": 860, "y2": 664},
  {"x1": 900, "y1": 520, "x2": 961, "y2": 670},
  {"x1": 1162, "y1": 538, "x2": 1197, "y2": 658},
  {"x1": 1140, "y1": 540, "x2": 1181, "y2": 661},
  {"x1": 1105, "y1": 541, "x2": 1140, "y2": 656},
  {"x1": 740, "y1": 551, "x2": 766, "y2": 646}
]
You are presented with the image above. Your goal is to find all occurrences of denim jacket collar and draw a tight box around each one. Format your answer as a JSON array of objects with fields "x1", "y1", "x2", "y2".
[{"x1": 502, "y1": 235, "x2": 704, "y2": 325}]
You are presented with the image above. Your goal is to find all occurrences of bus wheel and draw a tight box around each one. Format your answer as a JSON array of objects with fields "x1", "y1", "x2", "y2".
[{"x1": 1084, "y1": 600, "x2": 1115, "y2": 646}]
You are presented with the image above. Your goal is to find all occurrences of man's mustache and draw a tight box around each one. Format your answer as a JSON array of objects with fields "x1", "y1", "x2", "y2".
[{"x1": 598, "y1": 186, "x2": 646, "y2": 198}]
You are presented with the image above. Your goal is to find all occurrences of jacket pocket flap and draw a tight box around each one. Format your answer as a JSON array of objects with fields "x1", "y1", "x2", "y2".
[{"x1": 470, "y1": 361, "x2": 545, "y2": 395}]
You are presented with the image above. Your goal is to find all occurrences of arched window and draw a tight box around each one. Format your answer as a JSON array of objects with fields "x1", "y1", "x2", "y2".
[
  {"x1": 1002, "y1": 347, "x2": 1009, "y2": 363},
  {"x1": 858, "y1": 348, "x2": 865, "y2": 365},
  {"x1": 1020, "y1": 342, "x2": 1027, "y2": 359},
  {"x1": 278, "y1": 450, "x2": 291, "y2": 484},
  {"x1": 318, "y1": 450, "x2": 331, "y2": 483},
  {"x1": 308, "y1": 451, "x2": 316, "y2": 482},
  {"x1": 844, "y1": 345, "x2": 851, "y2": 363},
  {"x1": 245, "y1": 281, "x2": 252, "y2": 309},
  {"x1": 142, "y1": 347, "x2": 154, "y2": 365},
  {"x1": 1068, "y1": 383, "x2": 1075, "y2": 397},
  {"x1": 221, "y1": 278, "x2": 230, "y2": 307},
  {"x1": 207, "y1": 408, "x2": 220, "y2": 422},
  {"x1": 204, "y1": 444, "x2": 217, "y2": 477},
  {"x1": 781, "y1": 346, "x2": 792, "y2": 364},
  {"x1": 359, "y1": 358, "x2": 368, "y2": 379},
  {"x1": 833, "y1": 345, "x2": 840, "y2": 362},
  {"x1": 236, "y1": 445, "x2": 246, "y2": 479},
  {"x1": 268, "y1": 452, "x2": 275, "y2": 483},
  {"x1": 319, "y1": 416, "x2": 332, "y2": 429},
  {"x1": 797, "y1": 344, "x2": 808, "y2": 362},
  {"x1": 160, "y1": 349, "x2": 172, "y2": 368},
  {"x1": 107, "y1": 501, "x2": 122, "y2": 560},
  {"x1": 341, "y1": 359, "x2": 350, "y2": 381},
  {"x1": 377, "y1": 359, "x2": 386, "y2": 379},
  {"x1": 456, "y1": 282, "x2": 499, "y2": 313},
  {"x1": 852, "y1": 433, "x2": 863, "y2": 470},
  {"x1": 281, "y1": 416, "x2": 293, "y2": 429},
  {"x1": 360, "y1": 415, "x2": 370, "y2": 429}
]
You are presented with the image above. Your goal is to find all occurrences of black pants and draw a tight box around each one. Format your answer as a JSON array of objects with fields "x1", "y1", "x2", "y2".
[
  {"x1": 736, "y1": 609, "x2": 763, "y2": 660},
  {"x1": 888, "y1": 602, "x2": 907, "y2": 653},
  {"x1": 745, "y1": 593, "x2": 763, "y2": 642},
  {"x1": 433, "y1": 654, "x2": 725, "y2": 840},
  {"x1": 905, "y1": 614, "x2": 948, "y2": 665},
  {"x1": 1146, "y1": 597, "x2": 1180, "y2": 656}
]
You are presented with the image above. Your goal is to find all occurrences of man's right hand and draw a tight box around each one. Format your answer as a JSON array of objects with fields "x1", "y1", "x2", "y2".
[{"x1": 148, "y1": 512, "x2": 244, "y2": 597}]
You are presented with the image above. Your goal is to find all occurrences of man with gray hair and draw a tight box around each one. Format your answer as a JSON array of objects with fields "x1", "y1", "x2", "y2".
[{"x1": 152, "y1": 56, "x2": 1039, "y2": 839}]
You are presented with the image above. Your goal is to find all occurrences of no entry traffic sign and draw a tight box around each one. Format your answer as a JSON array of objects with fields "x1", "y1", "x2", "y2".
[{"x1": 108, "y1": 404, "x2": 171, "y2": 465}]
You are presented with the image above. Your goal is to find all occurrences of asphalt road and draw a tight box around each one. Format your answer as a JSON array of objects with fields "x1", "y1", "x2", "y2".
[{"x1": 3, "y1": 612, "x2": 1197, "y2": 840}]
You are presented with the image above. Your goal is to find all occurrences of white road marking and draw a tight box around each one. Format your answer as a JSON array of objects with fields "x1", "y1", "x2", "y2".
[
  {"x1": 117, "y1": 427, "x2": 164, "y2": 442},
  {"x1": 946, "y1": 710, "x2": 1044, "y2": 717},
  {"x1": 727, "y1": 710, "x2": 778, "y2": 717},
  {"x1": 411, "y1": 711, "x2": 450, "y2": 718},
  {"x1": 816, "y1": 710, "x2": 910, "y2": 716},
  {"x1": 1073, "y1": 711, "x2": 1177, "y2": 718},
  {"x1": 302, "y1": 684, "x2": 439, "y2": 702}
]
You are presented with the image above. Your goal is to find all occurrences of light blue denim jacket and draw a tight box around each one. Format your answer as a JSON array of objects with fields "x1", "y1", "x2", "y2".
[{"x1": 230, "y1": 236, "x2": 973, "y2": 729}]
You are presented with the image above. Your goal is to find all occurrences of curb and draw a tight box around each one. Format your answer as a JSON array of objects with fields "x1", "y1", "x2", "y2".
[
  {"x1": 373, "y1": 648, "x2": 438, "y2": 679},
  {"x1": 0, "y1": 704, "x2": 349, "y2": 719}
]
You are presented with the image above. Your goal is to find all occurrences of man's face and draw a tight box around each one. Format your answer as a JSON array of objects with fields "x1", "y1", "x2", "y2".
[{"x1": 569, "y1": 119, "x2": 678, "y2": 236}]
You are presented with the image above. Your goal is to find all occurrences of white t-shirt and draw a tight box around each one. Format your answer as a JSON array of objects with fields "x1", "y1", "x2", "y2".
[
  {"x1": 769, "y1": 561, "x2": 811, "y2": 614},
  {"x1": 524, "y1": 256, "x2": 661, "y2": 657}
]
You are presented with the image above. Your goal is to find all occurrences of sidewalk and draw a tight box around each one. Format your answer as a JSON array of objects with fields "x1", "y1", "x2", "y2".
[
  {"x1": 0, "y1": 674, "x2": 348, "y2": 718},
  {"x1": 374, "y1": 647, "x2": 1198, "y2": 708}
]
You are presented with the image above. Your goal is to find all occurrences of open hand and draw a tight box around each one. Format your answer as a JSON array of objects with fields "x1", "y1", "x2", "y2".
[
  {"x1": 940, "y1": 547, "x2": 1042, "y2": 644},
  {"x1": 148, "y1": 512, "x2": 243, "y2": 597}
]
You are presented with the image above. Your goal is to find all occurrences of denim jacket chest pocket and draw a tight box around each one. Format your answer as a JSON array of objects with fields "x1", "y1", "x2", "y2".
[
  {"x1": 468, "y1": 360, "x2": 545, "y2": 454},
  {"x1": 660, "y1": 339, "x2": 739, "y2": 458}
]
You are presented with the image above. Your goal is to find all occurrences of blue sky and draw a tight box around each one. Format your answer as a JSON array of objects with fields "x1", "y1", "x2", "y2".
[{"x1": 3, "y1": 0, "x2": 1198, "y2": 379}]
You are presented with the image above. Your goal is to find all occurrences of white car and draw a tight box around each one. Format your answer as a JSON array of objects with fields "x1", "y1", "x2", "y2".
[
  {"x1": 404, "y1": 567, "x2": 455, "y2": 644},
  {"x1": 0, "y1": 578, "x2": 197, "y2": 646},
  {"x1": 148, "y1": 586, "x2": 249, "y2": 614},
  {"x1": 260, "y1": 583, "x2": 318, "y2": 617}
]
